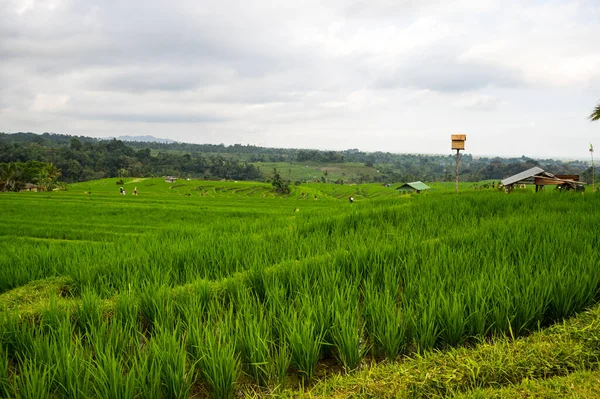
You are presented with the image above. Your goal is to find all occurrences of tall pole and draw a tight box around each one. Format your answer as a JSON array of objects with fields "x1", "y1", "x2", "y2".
[
  {"x1": 591, "y1": 144, "x2": 595, "y2": 192},
  {"x1": 451, "y1": 135, "x2": 466, "y2": 193},
  {"x1": 455, "y1": 149, "x2": 461, "y2": 193}
]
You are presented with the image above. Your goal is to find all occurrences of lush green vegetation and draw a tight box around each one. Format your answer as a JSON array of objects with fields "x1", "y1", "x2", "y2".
[
  {"x1": 1, "y1": 132, "x2": 593, "y2": 184},
  {"x1": 0, "y1": 161, "x2": 62, "y2": 192},
  {"x1": 1, "y1": 179, "x2": 599, "y2": 397}
]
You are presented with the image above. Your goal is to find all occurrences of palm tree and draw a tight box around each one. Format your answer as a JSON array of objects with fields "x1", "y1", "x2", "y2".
[
  {"x1": 0, "y1": 162, "x2": 22, "y2": 192},
  {"x1": 590, "y1": 102, "x2": 600, "y2": 121},
  {"x1": 37, "y1": 163, "x2": 61, "y2": 191}
]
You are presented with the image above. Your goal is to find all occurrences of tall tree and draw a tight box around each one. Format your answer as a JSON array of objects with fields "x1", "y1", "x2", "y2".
[
  {"x1": 37, "y1": 162, "x2": 61, "y2": 191},
  {"x1": 590, "y1": 102, "x2": 600, "y2": 122}
]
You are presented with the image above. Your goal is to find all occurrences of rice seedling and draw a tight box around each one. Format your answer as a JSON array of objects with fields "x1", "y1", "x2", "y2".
[
  {"x1": 113, "y1": 290, "x2": 139, "y2": 327},
  {"x1": 0, "y1": 345, "x2": 10, "y2": 398},
  {"x1": 235, "y1": 294, "x2": 273, "y2": 386},
  {"x1": 75, "y1": 288, "x2": 104, "y2": 333},
  {"x1": 90, "y1": 350, "x2": 137, "y2": 399},
  {"x1": 188, "y1": 303, "x2": 239, "y2": 398},
  {"x1": 132, "y1": 352, "x2": 163, "y2": 399},
  {"x1": 330, "y1": 285, "x2": 366, "y2": 371},
  {"x1": 139, "y1": 284, "x2": 176, "y2": 332},
  {"x1": 14, "y1": 358, "x2": 56, "y2": 399},
  {"x1": 438, "y1": 293, "x2": 468, "y2": 347},
  {"x1": 284, "y1": 305, "x2": 325, "y2": 382},
  {"x1": 150, "y1": 324, "x2": 194, "y2": 399},
  {"x1": 53, "y1": 339, "x2": 93, "y2": 399},
  {"x1": 363, "y1": 281, "x2": 409, "y2": 361}
]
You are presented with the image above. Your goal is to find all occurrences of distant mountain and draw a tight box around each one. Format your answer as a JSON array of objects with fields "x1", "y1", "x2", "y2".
[{"x1": 116, "y1": 135, "x2": 176, "y2": 144}]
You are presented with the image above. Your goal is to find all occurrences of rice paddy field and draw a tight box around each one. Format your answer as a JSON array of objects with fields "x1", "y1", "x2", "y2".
[{"x1": 1, "y1": 178, "x2": 599, "y2": 398}]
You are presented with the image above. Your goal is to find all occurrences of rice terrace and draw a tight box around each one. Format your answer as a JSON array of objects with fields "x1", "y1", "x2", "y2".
[{"x1": 2, "y1": 173, "x2": 600, "y2": 398}]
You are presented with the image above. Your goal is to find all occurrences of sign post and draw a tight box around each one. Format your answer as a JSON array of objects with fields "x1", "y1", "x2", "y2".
[{"x1": 451, "y1": 135, "x2": 466, "y2": 193}]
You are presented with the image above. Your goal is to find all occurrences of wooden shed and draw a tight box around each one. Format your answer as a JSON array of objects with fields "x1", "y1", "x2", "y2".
[{"x1": 500, "y1": 167, "x2": 583, "y2": 193}]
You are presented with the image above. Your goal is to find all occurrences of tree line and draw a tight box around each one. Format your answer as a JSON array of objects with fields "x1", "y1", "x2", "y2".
[
  {"x1": 0, "y1": 132, "x2": 592, "y2": 185},
  {"x1": 0, "y1": 161, "x2": 62, "y2": 192},
  {"x1": 0, "y1": 133, "x2": 263, "y2": 183}
]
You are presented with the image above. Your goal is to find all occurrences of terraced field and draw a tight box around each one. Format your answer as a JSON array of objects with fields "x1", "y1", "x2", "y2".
[{"x1": 0, "y1": 178, "x2": 598, "y2": 398}]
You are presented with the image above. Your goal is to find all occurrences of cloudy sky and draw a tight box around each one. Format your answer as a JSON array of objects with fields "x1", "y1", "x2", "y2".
[{"x1": 2, "y1": 0, "x2": 600, "y2": 158}]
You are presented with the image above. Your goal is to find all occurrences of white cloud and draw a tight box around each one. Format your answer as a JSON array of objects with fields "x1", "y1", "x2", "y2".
[
  {"x1": 30, "y1": 93, "x2": 70, "y2": 112},
  {"x1": 1, "y1": 0, "x2": 600, "y2": 157},
  {"x1": 452, "y1": 94, "x2": 501, "y2": 111}
]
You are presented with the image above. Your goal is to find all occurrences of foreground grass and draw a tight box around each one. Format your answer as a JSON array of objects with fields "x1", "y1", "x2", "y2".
[
  {"x1": 2, "y1": 275, "x2": 600, "y2": 398},
  {"x1": 455, "y1": 370, "x2": 600, "y2": 398},
  {"x1": 282, "y1": 303, "x2": 600, "y2": 398}
]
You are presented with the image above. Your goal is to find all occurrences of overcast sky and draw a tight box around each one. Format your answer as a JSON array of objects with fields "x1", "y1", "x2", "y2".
[{"x1": 2, "y1": 0, "x2": 600, "y2": 158}]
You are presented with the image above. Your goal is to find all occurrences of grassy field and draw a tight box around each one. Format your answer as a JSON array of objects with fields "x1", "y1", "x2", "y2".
[
  {"x1": 0, "y1": 178, "x2": 598, "y2": 398},
  {"x1": 251, "y1": 161, "x2": 384, "y2": 183}
]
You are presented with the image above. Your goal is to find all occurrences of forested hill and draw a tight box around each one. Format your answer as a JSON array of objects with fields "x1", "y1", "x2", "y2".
[{"x1": 0, "y1": 132, "x2": 592, "y2": 184}]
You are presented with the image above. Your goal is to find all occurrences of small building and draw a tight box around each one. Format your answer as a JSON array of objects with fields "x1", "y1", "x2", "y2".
[
  {"x1": 21, "y1": 183, "x2": 38, "y2": 192},
  {"x1": 396, "y1": 181, "x2": 431, "y2": 194},
  {"x1": 165, "y1": 176, "x2": 177, "y2": 183},
  {"x1": 501, "y1": 167, "x2": 583, "y2": 192}
]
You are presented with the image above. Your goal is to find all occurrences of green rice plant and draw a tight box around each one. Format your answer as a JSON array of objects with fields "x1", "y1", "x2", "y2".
[
  {"x1": 271, "y1": 340, "x2": 291, "y2": 388},
  {"x1": 85, "y1": 318, "x2": 141, "y2": 372},
  {"x1": 53, "y1": 338, "x2": 92, "y2": 399},
  {"x1": 511, "y1": 271, "x2": 551, "y2": 334},
  {"x1": 464, "y1": 282, "x2": 489, "y2": 339},
  {"x1": 132, "y1": 351, "x2": 162, "y2": 399},
  {"x1": 330, "y1": 286, "x2": 366, "y2": 371},
  {"x1": 188, "y1": 304, "x2": 239, "y2": 398},
  {"x1": 264, "y1": 279, "x2": 288, "y2": 340},
  {"x1": 235, "y1": 296, "x2": 273, "y2": 386},
  {"x1": 75, "y1": 288, "x2": 103, "y2": 333},
  {"x1": 438, "y1": 293, "x2": 468, "y2": 347},
  {"x1": 139, "y1": 284, "x2": 176, "y2": 332},
  {"x1": 0, "y1": 312, "x2": 35, "y2": 360},
  {"x1": 14, "y1": 358, "x2": 56, "y2": 399},
  {"x1": 113, "y1": 290, "x2": 139, "y2": 327},
  {"x1": 40, "y1": 295, "x2": 70, "y2": 335},
  {"x1": 0, "y1": 345, "x2": 10, "y2": 398},
  {"x1": 488, "y1": 283, "x2": 515, "y2": 336},
  {"x1": 90, "y1": 350, "x2": 137, "y2": 399},
  {"x1": 150, "y1": 324, "x2": 194, "y2": 399},
  {"x1": 363, "y1": 282, "x2": 409, "y2": 361},
  {"x1": 547, "y1": 266, "x2": 598, "y2": 322},
  {"x1": 412, "y1": 298, "x2": 441, "y2": 353},
  {"x1": 283, "y1": 306, "x2": 324, "y2": 382},
  {"x1": 175, "y1": 279, "x2": 211, "y2": 325}
]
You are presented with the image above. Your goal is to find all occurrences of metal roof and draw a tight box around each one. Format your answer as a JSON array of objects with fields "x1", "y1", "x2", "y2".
[
  {"x1": 500, "y1": 166, "x2": 545, "y2": 186},
  {"x1": 396, "y1": 181, "x2": 431, "y2": 191}
]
